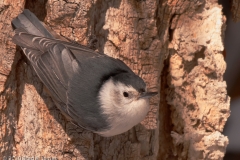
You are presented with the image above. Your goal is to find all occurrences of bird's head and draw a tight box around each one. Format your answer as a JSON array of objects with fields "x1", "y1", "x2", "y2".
[{"x1": 97, "y1": 72, "x2": 157, "y2": 137}]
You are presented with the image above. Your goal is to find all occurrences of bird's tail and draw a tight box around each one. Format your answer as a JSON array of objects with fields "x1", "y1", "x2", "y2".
[{"x1": 11, "y1": 9, "x2": 53, "y2": 38}]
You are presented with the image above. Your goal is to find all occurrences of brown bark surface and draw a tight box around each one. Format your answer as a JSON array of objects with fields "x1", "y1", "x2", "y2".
[
  {"x1": 231, "y1": 0, "x2": 240, "y2": 22},
  {"x1": 0, "y1": 0, "x2": 229, "y2": 159}
]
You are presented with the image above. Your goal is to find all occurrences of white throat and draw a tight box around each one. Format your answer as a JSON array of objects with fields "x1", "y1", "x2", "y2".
[{"x1": 97, "y1": 78, "x2": 149, "y2": 137}]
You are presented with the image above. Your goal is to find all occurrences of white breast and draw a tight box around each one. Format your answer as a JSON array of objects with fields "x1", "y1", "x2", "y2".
[{"x1": 96, "y1": 79, "x2": 150, "y2": 137}]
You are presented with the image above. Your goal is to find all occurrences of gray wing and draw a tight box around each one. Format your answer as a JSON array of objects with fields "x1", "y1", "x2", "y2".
[
  {"x1": 12, "y1": 30, "x2": 132, "y2": 132},
  {"x1": 66, "y1": 50, "x2": 133, "y2": 131},
  {"x1": 11, "y1": 9, "x2": 133, "y2": 132}
]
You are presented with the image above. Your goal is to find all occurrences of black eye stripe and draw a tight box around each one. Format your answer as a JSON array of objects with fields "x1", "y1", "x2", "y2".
[{"x1": 123, "y1": 92, "x2": 129, "y2": 97}]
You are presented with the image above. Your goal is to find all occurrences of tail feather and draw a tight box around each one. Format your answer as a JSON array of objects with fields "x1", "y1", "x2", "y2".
[
  {"x1": 12, "y1": 30, "x2": 56, "y2": 52},
  {"x1": 11, "y1": 9, "x2": 53, "y2": 38}
]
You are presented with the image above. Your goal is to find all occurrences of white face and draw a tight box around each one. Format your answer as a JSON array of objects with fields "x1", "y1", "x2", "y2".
[{"x1": 97, "y1": 78, "x2": 150, "y2": 137}]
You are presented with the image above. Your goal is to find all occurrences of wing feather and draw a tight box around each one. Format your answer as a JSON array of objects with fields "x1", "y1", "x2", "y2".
[{"x1": 13, "y1": 23, "x2": 134, "y2": 132}]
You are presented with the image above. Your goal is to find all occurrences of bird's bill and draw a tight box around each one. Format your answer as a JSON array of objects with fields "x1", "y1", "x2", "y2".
[{"x1": 139, "y1": 92, "x2": 158, "y2": 99}]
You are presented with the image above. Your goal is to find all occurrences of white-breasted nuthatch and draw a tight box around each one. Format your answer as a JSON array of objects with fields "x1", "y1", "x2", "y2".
[{"x1": 11, "y1": 9, "x2": 157, "y2": 137}]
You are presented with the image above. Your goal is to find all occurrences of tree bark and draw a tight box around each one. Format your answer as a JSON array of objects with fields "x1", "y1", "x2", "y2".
[
  {"x1": 231, "y1": 0, "x2": 240, "y2": 22},
  {"x1": 0, "y1": 0, "x2": 229, "y2": 159}
]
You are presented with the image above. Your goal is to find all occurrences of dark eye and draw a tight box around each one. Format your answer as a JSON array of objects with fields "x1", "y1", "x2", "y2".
[
  {"x1": 123, "y1": 92, "x2": 129, "y2": 97},
  {"x1": 139, "y1": 88, "x2": 145, "y2": 93}
]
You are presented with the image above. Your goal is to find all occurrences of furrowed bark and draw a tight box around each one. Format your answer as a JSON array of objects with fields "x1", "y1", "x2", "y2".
[
  {"x1": 167, "y1": 1, "x2": 230, "y2": 159},
  {"x1": 0, "y1": 0, "x2": 229, "y2": 159}
]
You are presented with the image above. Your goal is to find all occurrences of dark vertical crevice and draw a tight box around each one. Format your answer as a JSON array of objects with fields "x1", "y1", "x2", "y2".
[
  {"x1": 157, "y1": 57, "x2": 176, "y2": 160},
  {"x1": 24, "y1": 0, "x2": 48, "y2": 21},
  {"x1": 218, "y1": 0, "x2": 230, "y2": 16},
  {"x1": 155, "y1": 0, "x2": 176, "y2": 159}
]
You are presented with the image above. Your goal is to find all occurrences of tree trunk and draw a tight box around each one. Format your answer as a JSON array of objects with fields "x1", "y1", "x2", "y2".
[
  {"x1": 0, "y1": 0, "x2": 229, "y2": 159},
  {"x1": 231, "y1": 0, "x2": 240, "y2": 22}
]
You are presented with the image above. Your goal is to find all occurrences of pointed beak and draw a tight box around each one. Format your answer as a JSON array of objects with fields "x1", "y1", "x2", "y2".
[{"x1": 139, "y1": 92, "x2": 158, "y2": 99}]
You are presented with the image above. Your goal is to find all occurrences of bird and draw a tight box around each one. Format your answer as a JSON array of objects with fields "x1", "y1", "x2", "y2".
[{"x1": 11, "y1": 9, "x2": 157, "y2": 137}]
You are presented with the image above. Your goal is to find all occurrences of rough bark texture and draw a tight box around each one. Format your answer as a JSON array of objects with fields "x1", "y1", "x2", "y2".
[
  {"x1": 231, "y1": 0, "x2": 240, "y2": 22},
  {"x1": 167, "y1": 1, "x2": 230, "y2": 159},
  {"x1": 0, "y1": 0, "x2": 229, "y2": 159}
]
